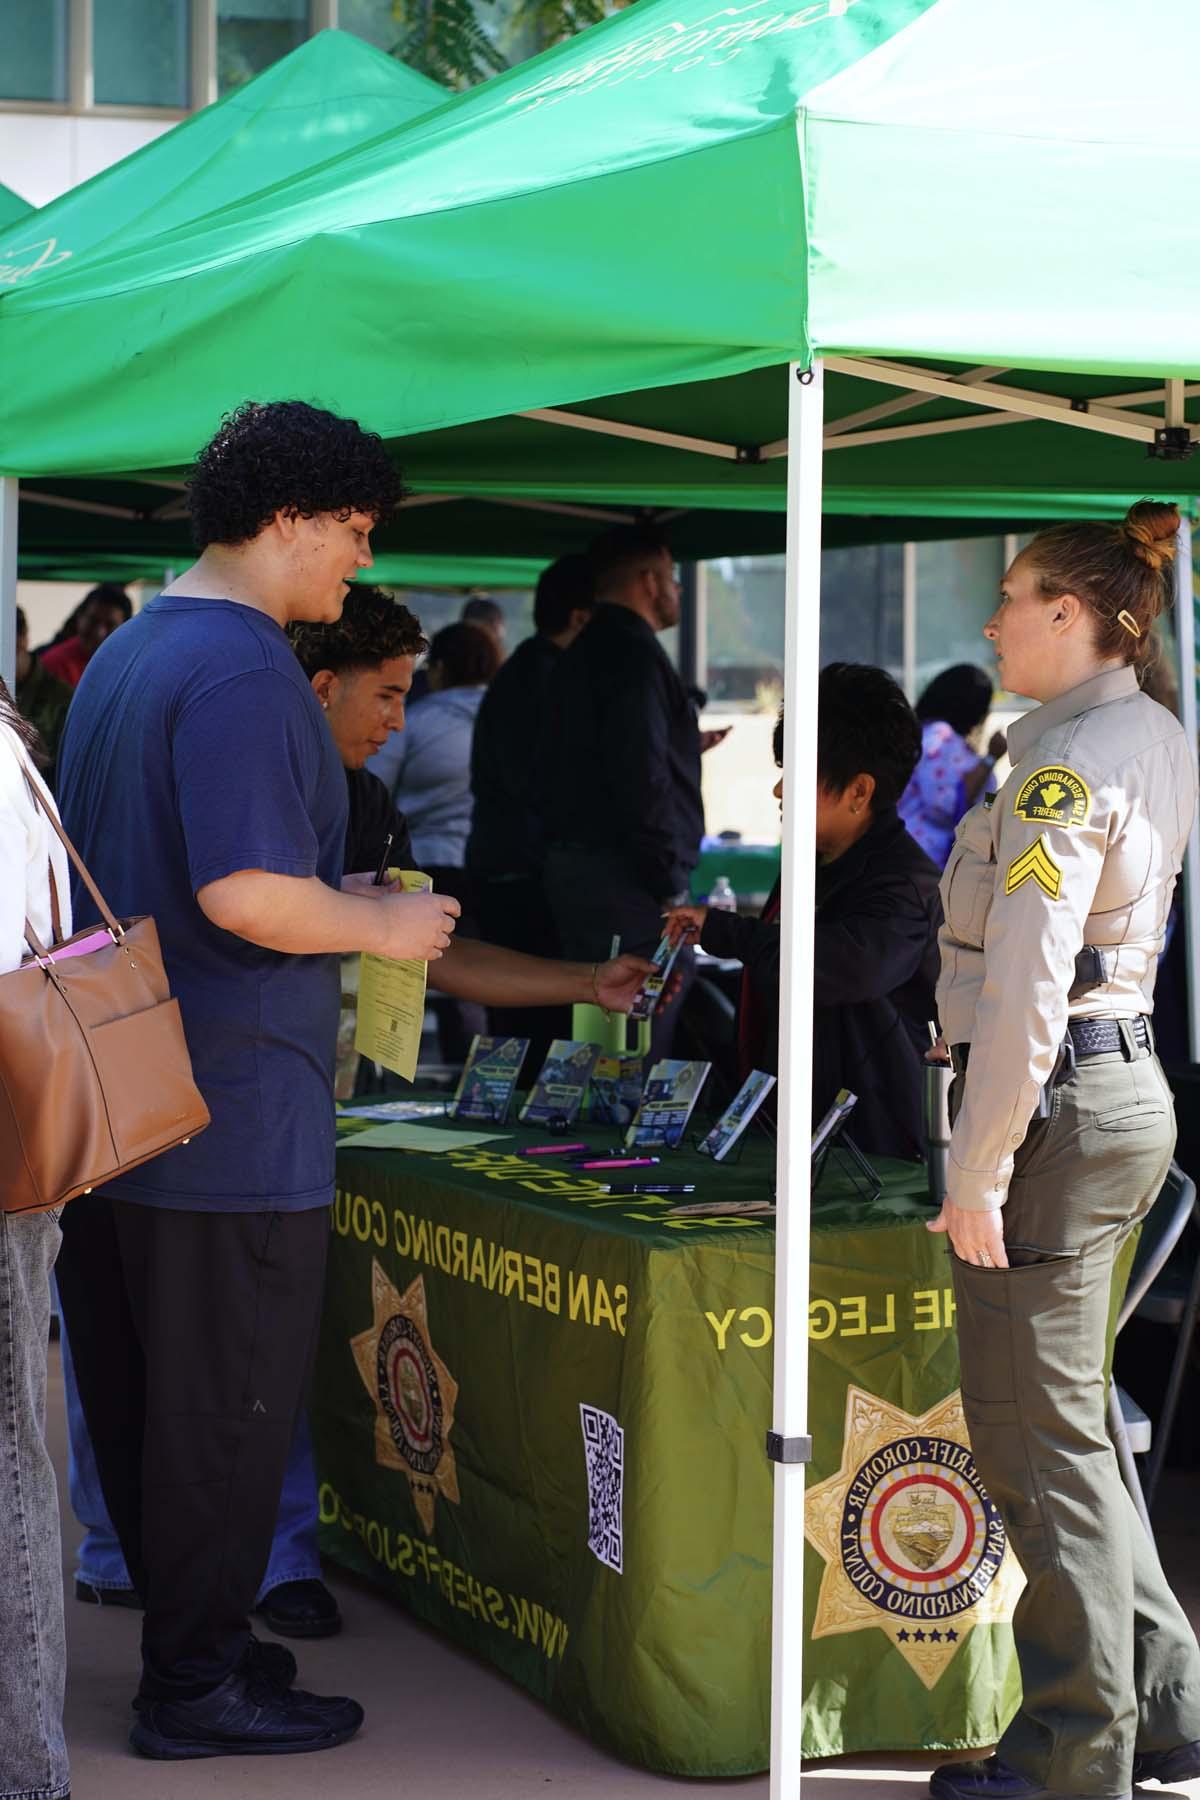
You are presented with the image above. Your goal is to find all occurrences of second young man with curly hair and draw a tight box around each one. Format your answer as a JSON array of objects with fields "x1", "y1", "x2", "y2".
[{"x1": 55, "y1": 401, "x2": 461, "y2": 1763}]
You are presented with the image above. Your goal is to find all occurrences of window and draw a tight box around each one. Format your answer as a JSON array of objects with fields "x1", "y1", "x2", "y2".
[
  {"x1": 218, "y1": 0, "x2": 309, "y2": 94},
  {"x1": 94, "y1": 0, "x2": 190, "y2": 107},
  {"x1": 912, "y1": 537, "x2": 1006, "y2": 702},
  {"x1": 1, "y1": 0, "x2": 68, "y2": 102},
  {"x1": 338, "y1": 0, "x2": 404, "y2": 52}
]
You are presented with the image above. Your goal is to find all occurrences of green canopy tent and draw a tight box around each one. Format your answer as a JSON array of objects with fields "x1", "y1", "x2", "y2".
[
  {"x1": 5, "y1": 0, "x2": 1200, "y2": 1785},
  {"x1": 0, "y1": 181, "x2": 31, "y2": 232},
  {"x1": 0, "y1": 30, "x2": 535, "y2": 590},
  {"x1": 0, "y1": 29, "x2": 444, "y2": 287}
]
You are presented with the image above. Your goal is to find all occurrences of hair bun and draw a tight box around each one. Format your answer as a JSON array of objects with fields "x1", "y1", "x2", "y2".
[{"x1": 1123, "y1": 499, "x2": 1181, "y2": 572}]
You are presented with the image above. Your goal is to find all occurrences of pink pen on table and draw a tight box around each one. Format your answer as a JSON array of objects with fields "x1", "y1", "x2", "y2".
[
  {"x1": 523, "y1": 1143, "x2": 591, "y2": 1157},
  {"x1": 572, "y1": 1156, "x2": 660, "y2": 1170}
]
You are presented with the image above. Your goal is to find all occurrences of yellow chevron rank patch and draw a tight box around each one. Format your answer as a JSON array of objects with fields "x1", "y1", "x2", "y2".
[{"x1": 1005, "y1": 836, "x2": 1063, "y2": 900}]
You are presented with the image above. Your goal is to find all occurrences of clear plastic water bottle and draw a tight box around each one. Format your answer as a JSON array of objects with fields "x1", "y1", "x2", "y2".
[{"x1": 708, "y1": 875, "x2": 738, "y2": 913}]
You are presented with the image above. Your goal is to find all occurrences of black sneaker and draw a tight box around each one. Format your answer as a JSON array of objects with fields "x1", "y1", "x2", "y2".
[
  {"x1": 929, "y1": 1758, "x2": 1129, "y2": 1800},
  {"x1": 75, "y1": 1578, "x2": 142, "y2": 1609},
  {"x1": 257, "y1": 1578, "x2": 342, "y2": 1639},
  {"x1": 244, "y1": 1634, "x2": 298, "y2": 1691},
  {"x1": 1131, "y1": 1738, "x2": 1200, "y2": 1785},
  {"x1": 129, "y1": 1670, "x2": 363, "y2": 1760},
  {"x1": 132, "y1": 1636, "x2": 298, "y2": 1712}
]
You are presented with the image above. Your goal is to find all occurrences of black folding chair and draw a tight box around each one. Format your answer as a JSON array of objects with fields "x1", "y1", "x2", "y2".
[{"x1": 1107, "y1": 1160, "x2": 1199, "y2": 1540}]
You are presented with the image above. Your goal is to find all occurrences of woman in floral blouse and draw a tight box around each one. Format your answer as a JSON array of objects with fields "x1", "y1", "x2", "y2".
[{"x1": 898, "y1": 663, "x2": 1006, "y2": 867}]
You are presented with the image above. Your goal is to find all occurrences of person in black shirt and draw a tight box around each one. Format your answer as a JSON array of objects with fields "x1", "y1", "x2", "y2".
[
  {"x1": 542, "y1": 525, "x2": 704, "y2": 1056},
  {"x1": 666, "y1": 667, "x2": 942, "y2": 1160},
  {"x1": 468, "y1": 555, "x2": 596, "y2": 1059},
  {"x1": 289, "y1": 589, "x2": 654, "y2": 1018}
]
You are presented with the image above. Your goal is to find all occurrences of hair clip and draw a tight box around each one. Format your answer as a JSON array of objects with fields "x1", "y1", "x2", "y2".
[{"x1": 1117, "y1": 609, "x2": 1142, "y2": 639}]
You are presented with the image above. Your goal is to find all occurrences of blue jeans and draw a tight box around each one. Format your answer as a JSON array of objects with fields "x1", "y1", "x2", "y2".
[
  {"x1": 59, "y1": 1311, "x2": 321, "y2": 1604},
  {"x1": 1, "y1": 1213, "x2": 69, "y2": 1800}
]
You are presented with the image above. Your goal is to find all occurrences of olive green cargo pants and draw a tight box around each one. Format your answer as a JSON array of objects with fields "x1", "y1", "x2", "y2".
[{"x1": 950, "y1": 1041, "x2": 1200, "y2": 1798}]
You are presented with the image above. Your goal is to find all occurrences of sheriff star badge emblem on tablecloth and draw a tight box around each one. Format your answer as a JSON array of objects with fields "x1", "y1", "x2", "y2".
[
  {"x1": 805, "y1": 1385, "x2": 1024, "y2": 1689},
  {"x1": 351, "y1": 1259, "x2": 460, "y2": 1533}
]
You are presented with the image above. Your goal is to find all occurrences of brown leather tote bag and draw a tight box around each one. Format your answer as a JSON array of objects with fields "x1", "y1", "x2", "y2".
[{"x1": 0, "y1": 774, "x2": 210, "y2": 1215}]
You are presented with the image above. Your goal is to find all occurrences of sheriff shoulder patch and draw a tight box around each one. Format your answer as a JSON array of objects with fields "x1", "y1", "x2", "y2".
[
  {"x1": 1013, "y1": 765, "x2": 1090, "y2": 829},
  {"x1": 1005, "y1": 836, "x2": 1063, "y2": 901}
]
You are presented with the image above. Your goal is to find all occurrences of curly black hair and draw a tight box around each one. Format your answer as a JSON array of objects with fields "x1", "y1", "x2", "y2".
[
  {"x1": 188, "y1": 400, "x2": 404, "y2": 549},
  {"x1": 288, "y1": 586, "x2": 428, "y2": 679},
  {"x1": 818, "y1": 662, "x2": 922, "y2": 810}
]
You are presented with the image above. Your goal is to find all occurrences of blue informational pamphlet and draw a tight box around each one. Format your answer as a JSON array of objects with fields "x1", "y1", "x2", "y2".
[
  {"x1": 625, "y1": 1059, "x2": 711, "y2": 1150},
  {"x1": 629, "y1": 931, "x2": 685, "y2": 1021},
  {"x1": 588, "y1": 1053, "x2": 645, "y2": 1126},
  {"x1": 697, "y1": 1069, "x2": 776, "y2": 1161},
  {"x1": 452, "y1": 1036, "x2": 530, "y2": 1123},
  {"x1": 520, "y1": 1040, "x2": 602, "y2": 1126}
]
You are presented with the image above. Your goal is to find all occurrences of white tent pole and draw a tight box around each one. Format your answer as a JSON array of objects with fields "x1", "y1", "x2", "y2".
[
  {"x1": 768, "y1": 360, "x2": 822, "y2": 1800},
  {"x1": 1174, "y1": 515, "x2": 1200, "y2": 1062},
  {"x1": 902, "y1": 541, "x2": 918, "y2": 701},
  {"x1": 0, "y1": 479, "x2": 17, "y2": 692}
]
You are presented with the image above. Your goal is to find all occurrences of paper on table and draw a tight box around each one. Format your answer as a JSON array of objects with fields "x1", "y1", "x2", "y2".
[
  {"x1": 337, "y1": 1099, "x2": 447, "y2": 1121},
  {"x1": 354, "y1": 870, "x2": 432, "y2": 1083},
  {"x1": 347, "y1": 1121, "x2": 511, "y2": 1152}
]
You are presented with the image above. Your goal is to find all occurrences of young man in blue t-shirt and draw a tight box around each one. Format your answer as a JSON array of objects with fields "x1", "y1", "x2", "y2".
[{"x1": 55, "y1": 400, "x2": 460, "y2": 1762}]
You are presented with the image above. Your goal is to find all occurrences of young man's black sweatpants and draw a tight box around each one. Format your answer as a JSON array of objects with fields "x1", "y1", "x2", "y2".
[{"x1": 55, "y1": 1192, "x2": 330, "y2": 1701}]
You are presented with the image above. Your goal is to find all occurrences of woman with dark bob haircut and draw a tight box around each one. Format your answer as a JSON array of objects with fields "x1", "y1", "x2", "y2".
[{"x1": 899, "y1": 662, "x2": 1008, "y2": 868}]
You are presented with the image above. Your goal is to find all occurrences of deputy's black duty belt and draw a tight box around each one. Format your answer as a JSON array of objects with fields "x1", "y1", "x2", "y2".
[
  {"x1": 1067, "y1": 1016, "x2": 1151, "y2": 1058},
  {"x1": 950, "y1": 1015, "x2": 1151, "y2": 1078}
]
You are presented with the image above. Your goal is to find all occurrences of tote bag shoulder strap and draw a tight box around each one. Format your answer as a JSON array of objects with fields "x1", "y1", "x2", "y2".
[{"x1": 19, "y1": 765, "x2": 124, "y2": 942}]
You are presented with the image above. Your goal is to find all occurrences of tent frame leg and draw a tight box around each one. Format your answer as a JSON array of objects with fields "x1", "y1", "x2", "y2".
[
  {"x1": 769, "y1": 361, "x2": 822, "y2": 1799},
  {"x1": 0, "y1": 479, "x2": 17, "y2": 692}
]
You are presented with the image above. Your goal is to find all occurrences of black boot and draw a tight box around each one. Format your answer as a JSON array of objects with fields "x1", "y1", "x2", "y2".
[
  {"x1": 75, "y1": 1578, "x2": 141, "y2": 1609},
  {"x1": 257, "y1": 1578, "x2": 342, "y2": 1639}
]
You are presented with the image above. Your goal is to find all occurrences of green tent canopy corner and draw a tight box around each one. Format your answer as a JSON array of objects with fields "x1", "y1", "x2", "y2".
[
  {"x1": 0, "y1": 181, "x2": 31, "y2": 232},
  {"x1": 0, "y1": 29, "x2": 445, "y2": 292}
]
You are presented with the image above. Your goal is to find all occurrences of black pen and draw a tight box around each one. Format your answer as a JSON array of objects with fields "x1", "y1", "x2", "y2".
[
  {"x1": 372, "y1": 831, "x2": 395, "y2": 887},
  {"x1": 602, "y1": 1183, "x2": 697, "y2": 1195}
]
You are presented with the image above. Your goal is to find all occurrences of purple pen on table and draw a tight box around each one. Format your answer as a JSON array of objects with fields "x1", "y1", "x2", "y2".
[
  {"x1": 523, "y1": 1142, "x2": 591, "y2": 1157},
  {"x1": 573, "y1": 1156, "x2": 660, "y2": 1170}
]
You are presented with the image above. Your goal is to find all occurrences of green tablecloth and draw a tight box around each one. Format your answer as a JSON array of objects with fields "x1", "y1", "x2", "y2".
[
  {"x1": 690, "y1": 842, "x2": 781, "y2": 905},
  {"x1": 314, "y1": 1118, "x2": 1023, "y2": 1776}
]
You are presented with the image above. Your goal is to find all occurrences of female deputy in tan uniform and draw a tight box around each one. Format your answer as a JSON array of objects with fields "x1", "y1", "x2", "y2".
[{"x1": 928, "y1": 502, "x2": 1200, "y2": 1800}]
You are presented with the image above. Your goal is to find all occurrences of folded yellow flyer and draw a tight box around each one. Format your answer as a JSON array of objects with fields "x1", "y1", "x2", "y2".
[{"x1": 354, "y1": 870, "x2": 432, "y2": 1083}]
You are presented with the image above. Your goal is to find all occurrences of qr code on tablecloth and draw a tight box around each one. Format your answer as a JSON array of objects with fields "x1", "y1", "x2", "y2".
[{"x1": 580, "y1": 1403, "x2": 624, "y2": 1574}]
